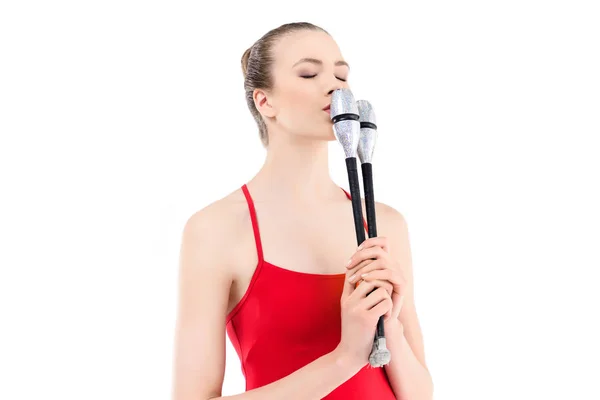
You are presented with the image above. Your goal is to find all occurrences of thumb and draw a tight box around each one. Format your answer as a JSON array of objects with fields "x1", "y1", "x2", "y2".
[{"x1": 341, "y1": 269, "x2": 355, "y2": 300}]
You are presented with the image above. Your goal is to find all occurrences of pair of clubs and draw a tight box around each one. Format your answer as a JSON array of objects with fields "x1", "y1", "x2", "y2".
[{"x1": 330, "y1": 88, "x2": 391, "y2": 368}]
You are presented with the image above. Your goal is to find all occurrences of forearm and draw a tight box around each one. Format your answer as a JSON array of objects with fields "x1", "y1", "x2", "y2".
[
  {"x1": 384, "y1": 320, "x2": 434, "y2": 400},
  {"x1": 210, "y1": 349, "x2": 361, "y2": 400}
]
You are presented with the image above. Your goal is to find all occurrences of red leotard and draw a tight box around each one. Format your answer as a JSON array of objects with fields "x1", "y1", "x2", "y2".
[{"x1": 225, "y1": 184, "x2": 396, "y2": 399}]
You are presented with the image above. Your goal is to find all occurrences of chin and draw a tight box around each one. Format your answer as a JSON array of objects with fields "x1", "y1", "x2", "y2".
[
  {"x1": 313, "y1": 126, "x2": 336, "y2": 142},
  {"x1": 295, "y1": 123, "x2": 336, "y2": 142},
  {"x1": 327, "y1": 126, "x2": 336, "y2": 141}
]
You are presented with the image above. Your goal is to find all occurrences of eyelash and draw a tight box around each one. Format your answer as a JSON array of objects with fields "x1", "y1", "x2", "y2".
[{"x1": 301, "y1": 74, "x2": 347, "y2": 82}]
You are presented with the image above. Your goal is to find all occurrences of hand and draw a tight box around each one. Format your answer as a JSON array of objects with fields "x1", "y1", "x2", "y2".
[
  {"x1": 346, "y1": 236, "x2": 406, "y2": 325},
  {"x1": 337, "y1": 271, "x2": 397, "y2": 371}
]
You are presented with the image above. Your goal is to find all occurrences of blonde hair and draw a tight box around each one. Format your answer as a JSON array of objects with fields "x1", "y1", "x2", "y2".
[{"x1": 241, "y1": 22, "x2": 328, "y2": 148}]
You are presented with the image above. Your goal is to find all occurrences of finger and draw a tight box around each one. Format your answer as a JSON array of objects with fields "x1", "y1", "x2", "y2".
[
  {"x1": 354, "y1": 278, "x2": 391, "y2": 298},
  {"x1": 367, "y1": 291, "x2": 393, "y2": 320},
  {"x1": 341, "y1": 266, "x2": 356, "y2": 299},
  {"x1": 347, "y1": 259, "x2": 384, "y2": 283},
  {"x1": 352, "y1": 278, "x2": 377, "y2": 296},
  {"x1": 358, "y1": 278, "x2": 393, "y2": 297},
  {"x1": 347, "y1": 259, "x2": 376, "y2": 281},
  {"x1": 346, "y1": 246, "x2": 386, "y2": 270},
  {"x1": 357, "y1": 236, "x2": 390, "y2": 254},
  {"x1": 388, "y1": 293, "x2": 405, "y2": 321},
  {"x1": 371, "y1": 279, "x2": 393, "y2": 297},
  {"x1": 360, "y1": 286, "x2": 390, "y2": 310},
  {"x1": 361, "y1": 268, "x2": 404, "y2": 292}
]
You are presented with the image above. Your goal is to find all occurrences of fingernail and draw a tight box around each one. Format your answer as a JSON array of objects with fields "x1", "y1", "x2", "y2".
[
  {"x1": 346, "y1": 259, "x2": 352, "y2": 267},
  {"x1": 361, "y1": 273, "x2": 369, "y2": 278},
  {"x1": 348, "y1": 274, "x2": 356, "y2": 282}
]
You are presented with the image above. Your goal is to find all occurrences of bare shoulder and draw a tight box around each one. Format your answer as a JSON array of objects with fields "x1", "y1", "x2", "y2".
[
  {"x1": 372, "y1": 200, "x2": 411, "y2": 264},
  {"x1": 180, "y1": 187, "x2": 250, "y2": 272},
  {"x1": 183, "y1": 187, "x2": 249, "y2": 241},
  {"x1": 374, "y1": 200, "x2": 408, "y2": 230},
  {"x1": 173, "y1": 187, "x2": 249, "y2": 399}
]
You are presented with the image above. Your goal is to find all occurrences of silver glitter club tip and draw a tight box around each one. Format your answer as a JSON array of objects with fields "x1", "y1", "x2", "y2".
[
  {"x1": 330, "y1": 88, "x2": 360, "y2": 159},
  {"x1": 369, "y1": 337, "x2": 391, "y2": 367},
  {"x1": 356, "y1": 100, "x2": 378, "y2": 164}
]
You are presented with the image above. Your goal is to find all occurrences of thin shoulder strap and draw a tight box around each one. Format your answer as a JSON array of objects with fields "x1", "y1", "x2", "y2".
[
  {"x1": 339, "y1": 187, "x2": 369, "y2": 234},
  {"x1": 241, "y1": 184, "x2": 264, "y2": 262}
]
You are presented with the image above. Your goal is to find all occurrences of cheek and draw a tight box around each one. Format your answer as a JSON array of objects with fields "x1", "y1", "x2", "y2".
[
  {"x1": 292, "y1": 91, "x2": 315, "y2": 114},
  {"x1": 279, "y1": 92, "x2": 317, "y2": 125}
]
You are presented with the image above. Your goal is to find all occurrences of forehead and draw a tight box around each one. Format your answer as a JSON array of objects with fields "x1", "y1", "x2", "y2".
[{"x1": 271, "y1": 30, "x2": 343, "y2": 68}]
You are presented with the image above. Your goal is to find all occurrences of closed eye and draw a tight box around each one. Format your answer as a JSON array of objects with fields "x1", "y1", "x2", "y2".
[{"x1": 301, "y1": 74, "x2": 347, "y2": 82}]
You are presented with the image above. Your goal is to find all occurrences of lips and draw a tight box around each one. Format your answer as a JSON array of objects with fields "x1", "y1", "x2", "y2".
[{"x1": 323, "y1": 104, "x2": 330, "y2": 111}]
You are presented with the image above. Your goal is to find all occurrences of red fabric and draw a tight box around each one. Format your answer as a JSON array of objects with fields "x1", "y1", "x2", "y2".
[{"x1": 225, "y1": 184, "x2": 396, "y2": 399}]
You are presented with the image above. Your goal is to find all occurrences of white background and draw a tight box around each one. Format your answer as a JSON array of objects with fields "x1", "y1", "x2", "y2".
[{"x1": 1, "y1": 1, "x2": 599, "y2": 399}]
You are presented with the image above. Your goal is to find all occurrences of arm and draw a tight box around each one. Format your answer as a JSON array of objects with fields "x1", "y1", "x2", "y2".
[
  {"x1": 384, "y1": 320, "x2": 433, "y2": 400},
  {"x1": 209, "y1": 348, "x2": 361, "y2": 400},
  {"x1": 171, "y1": 208, "x2": 363, "y2": 400},
  {"x1": 383, "y1": 205, "x2": 434, "y2": 400},
  {"x1": 171, "y1": 209, "x2": 232, "y2": 400}
]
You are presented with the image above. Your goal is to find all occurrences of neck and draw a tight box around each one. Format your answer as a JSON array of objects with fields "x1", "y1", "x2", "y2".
[{"x1": 247, "y1": 132, "x2": 343, "y2": 205}]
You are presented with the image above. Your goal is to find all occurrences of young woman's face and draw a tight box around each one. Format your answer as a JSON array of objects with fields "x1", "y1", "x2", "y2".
[{"x1": 264, "y1": 30, "x2": 351, "y2": 142}]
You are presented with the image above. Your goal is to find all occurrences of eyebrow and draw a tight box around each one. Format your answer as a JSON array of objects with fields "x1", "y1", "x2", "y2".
[{"x1": 292, "y1": 57, "x2": 350, "y2": 70}]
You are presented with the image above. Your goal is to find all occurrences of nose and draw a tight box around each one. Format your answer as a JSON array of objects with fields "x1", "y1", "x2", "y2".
[
  {"x1": 327, "y1": 77, "x2": 348, "y2": 96},
  {"x1": 327, "y1": 82, "x2": 346, "y2": 96}
]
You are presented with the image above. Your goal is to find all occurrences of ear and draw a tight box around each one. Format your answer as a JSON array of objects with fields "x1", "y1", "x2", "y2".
[{"x1": 253, "y1": 88, "x2": 276, "y2": 118}]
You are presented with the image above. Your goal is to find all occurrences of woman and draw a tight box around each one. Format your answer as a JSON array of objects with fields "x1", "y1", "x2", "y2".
[{"x1": 172, "y1": 22, "x2": 433, "y2": 399}]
